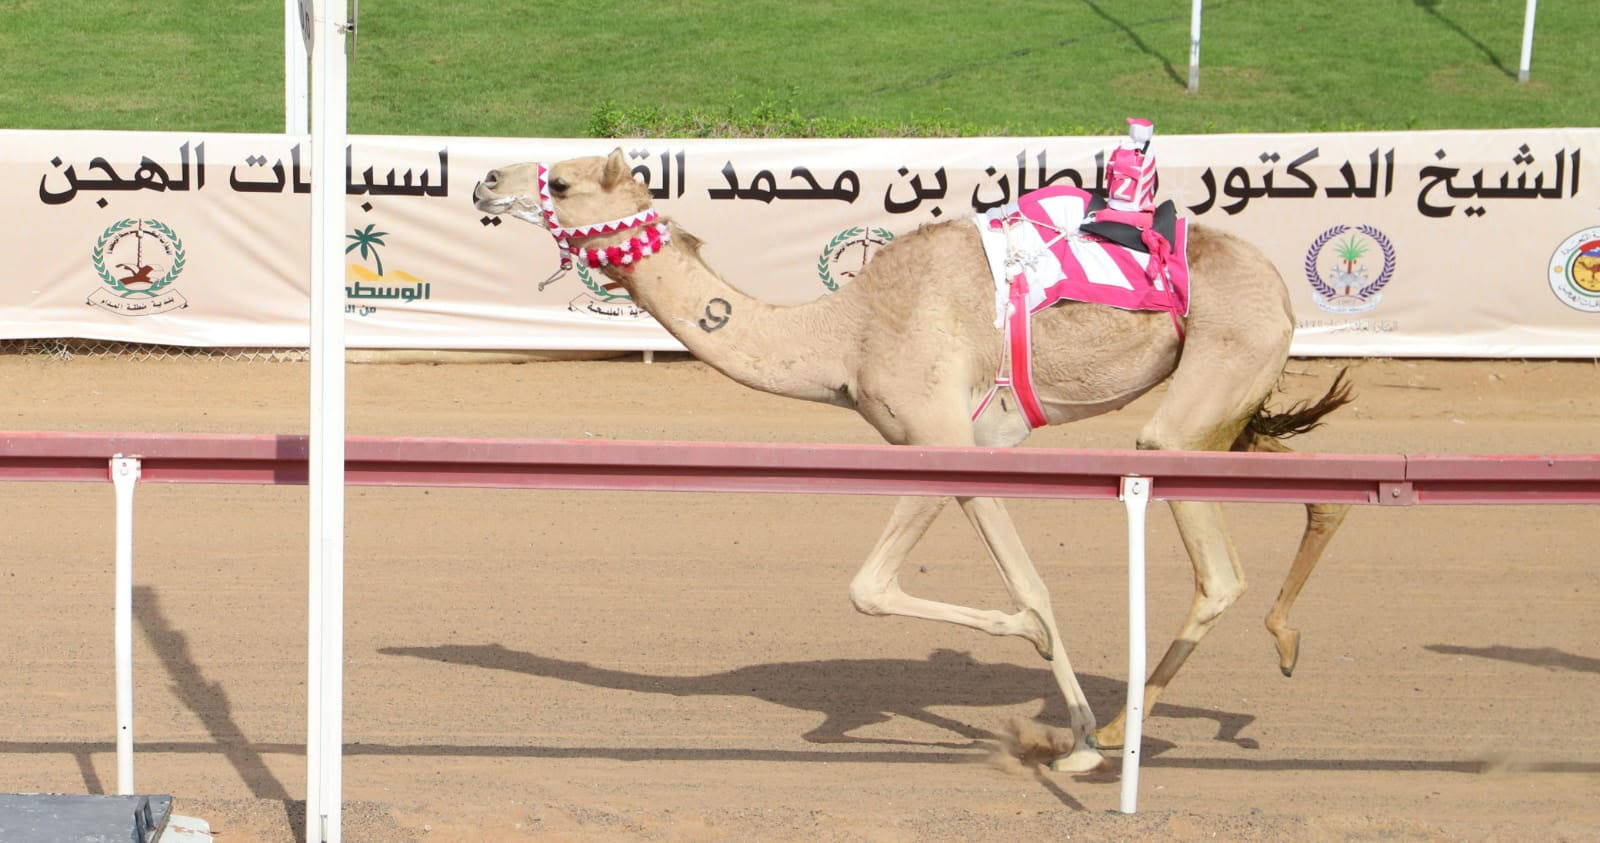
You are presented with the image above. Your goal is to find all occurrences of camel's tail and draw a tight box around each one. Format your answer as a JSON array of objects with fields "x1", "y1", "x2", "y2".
[{"x1": 1233, "y1": 367, "x2": 1354, "y2": 450}]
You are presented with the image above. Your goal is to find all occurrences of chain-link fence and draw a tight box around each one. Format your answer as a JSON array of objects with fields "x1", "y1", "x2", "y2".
[{"x1": 0, "y1": 339, "x2": 307, "y2": 363}]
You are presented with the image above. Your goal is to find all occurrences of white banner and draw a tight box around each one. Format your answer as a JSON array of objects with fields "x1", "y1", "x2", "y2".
[{"x1": 4, "y1": 128, "x2": 1595, "y2": 356}]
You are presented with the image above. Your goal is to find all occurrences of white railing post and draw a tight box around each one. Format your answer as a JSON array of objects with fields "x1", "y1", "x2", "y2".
[
  {"x1": 110, "y1": 455, "x2": 141, "y2": 796},
  {"x1": 307, "y1": 1, "x2": 349, "y2": 839},
  {"x1": 1118, "y1": 475, "x2": 1150, "y2": 813}
]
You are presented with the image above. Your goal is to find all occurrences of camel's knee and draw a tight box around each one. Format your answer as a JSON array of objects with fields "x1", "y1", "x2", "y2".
[
  {"x1": 1195, "y1": 578, "x2": 1247, "y2": 626},
  {"x1": 1139, "y1": 409, "x2": 1252, "y2": 453},
  {"x1": 1134, "y1": 432, "x2": 1167, "y2": 452},
  {"x1": 1140, "y1": 427, "x2": 1245, "y2": 454},
  {"x1": 1134, "y1": 416, "x2": 1173, "y2": 452},
  {"x1": 848, "y1": 575, "x2": 894, "y2": 616},
  {"x1": 1136, "y1": 426, "x2": 1213, "y2": 453}
]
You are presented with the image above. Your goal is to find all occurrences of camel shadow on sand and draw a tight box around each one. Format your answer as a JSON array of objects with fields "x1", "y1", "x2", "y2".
[
  {"x1": 1425, "y1": 643, "x2": 1600, "y2": 674},
  {"x1": 379, "y1": 644, "x2": 1258, "y2": 757}
]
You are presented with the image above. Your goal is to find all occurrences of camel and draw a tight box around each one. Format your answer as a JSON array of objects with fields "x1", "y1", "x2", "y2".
[{"x1": 473, "y1": 148, "x2": 1353, "y2": 772}]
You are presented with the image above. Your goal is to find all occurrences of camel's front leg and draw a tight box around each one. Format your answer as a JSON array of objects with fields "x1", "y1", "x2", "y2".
[
  {"x1": 847, "y1": 494, "x2": 1103, "y2": 771},
  {"x1": 848, "y1": 495, "x2": 1052, "y2": 653},
  {"x1": 956, "y1": 495, "x2": 1104, "y2": 773},
  {"x1": 1094, "y1": 500, "x2": 1245, "y2": 751}
]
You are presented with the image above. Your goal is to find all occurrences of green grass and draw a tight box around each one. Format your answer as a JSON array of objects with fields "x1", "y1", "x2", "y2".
[{"x1": 0, "y1": 0, "x2": 1591, "y2": 137}]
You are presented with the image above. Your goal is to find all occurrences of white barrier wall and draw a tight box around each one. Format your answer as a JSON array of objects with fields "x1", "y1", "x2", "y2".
[{"x1": 5, "y1": 128, "x2": 1596, "y2": 356}]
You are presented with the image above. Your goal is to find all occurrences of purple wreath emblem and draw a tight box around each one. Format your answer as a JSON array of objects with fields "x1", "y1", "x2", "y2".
[{"x1": 1303, "y1": 224, "x2": 1396, "y2": 313}]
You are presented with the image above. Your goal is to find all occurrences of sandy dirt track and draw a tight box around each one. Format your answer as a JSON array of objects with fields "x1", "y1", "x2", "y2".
[{"x1": 1, "y1": 352, "x2": 1597, "y2": 841}]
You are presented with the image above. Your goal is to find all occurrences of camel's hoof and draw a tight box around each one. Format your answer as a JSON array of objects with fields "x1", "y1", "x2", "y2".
[
  {"x1": 1088, "y1": 732, "x2": 1126, "y2": 751},
  {"x1": 1089, "y1": 725, "x2": 1124, "y2": 752},
  {"x1": 1273, "y1": 626, "x2": 1301, "y2": 678},
  {"x1": 1049, "y1": 745, "x2": 1106, "y2": 773},
  {"x1": 1024, "y1": 608, "x2": 1053, "y2": 661}
]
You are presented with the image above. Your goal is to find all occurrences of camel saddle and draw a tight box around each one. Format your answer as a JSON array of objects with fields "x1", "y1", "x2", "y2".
[
  {"x1": 1079, "y1": 195, "x2": 1179, "y2": 259},
  {"x1": 969, "y1": 185, "x2": 1190, "y2": 429},
  {"x1": 972, "y1": 185, "x2": 1190, "y2": 326}
]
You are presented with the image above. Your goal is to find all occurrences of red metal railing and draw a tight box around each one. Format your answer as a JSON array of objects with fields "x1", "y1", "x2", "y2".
[{"x1": 2, "y1": 431, "x2": 1596, "y2": 504}]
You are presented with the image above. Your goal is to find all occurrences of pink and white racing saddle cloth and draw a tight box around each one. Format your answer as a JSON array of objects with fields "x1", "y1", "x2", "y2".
[
  {"x1": 973, "y1": 184, "x2": 1190, "y2": 326},
  {"x1": 970, "y1": 184, "x2": 1191, "y2": 429}
]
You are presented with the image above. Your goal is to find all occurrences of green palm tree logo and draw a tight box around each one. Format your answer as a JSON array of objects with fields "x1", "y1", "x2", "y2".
[
  {"x1": 1334, "y1": 233, "x2": 1369, "y2": 272},
  {"x1": 346, "y1": 224, "x2": 389, "y2": 277},
  {"x1": 1334, "y1": 233, "x2": 1369, "y2": 295}
]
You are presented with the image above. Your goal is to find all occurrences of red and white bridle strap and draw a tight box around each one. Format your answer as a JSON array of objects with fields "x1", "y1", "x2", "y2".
[
  {"x1": 536, "y1": 163, "x2": 669, "y2": 271},
  {"x1": 549, "y1": 211, "x2": 661, "y2": 241},
  {"x1": 575, "y1": 221, "x2": 671, "y2": 269}
]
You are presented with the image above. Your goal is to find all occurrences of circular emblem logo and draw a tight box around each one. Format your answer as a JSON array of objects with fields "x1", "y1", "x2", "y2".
[
  {"x1": 817, "y1": 227, "x2": 895, "y2": 292},
  {"x1": 1547, "y1": 226, "x2": 1600, "y2": 313},
  {"x1": 93, "y1": 218, "x2": 185, "y2": 297},
  {"x1": 1303, "y1": 224, "x2": 1396, "y2": 314}
]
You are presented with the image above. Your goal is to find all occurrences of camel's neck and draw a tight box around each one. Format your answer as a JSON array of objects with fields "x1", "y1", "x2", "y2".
[{"x1": 601, "y1": 229, "x2": 864, "y2": 407}]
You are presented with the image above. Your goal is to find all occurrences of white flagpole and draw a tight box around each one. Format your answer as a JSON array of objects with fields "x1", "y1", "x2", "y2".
[
  {"x1": 1187, "y1": 0, "x2": 1202, "y2": 93},
  {"x1": 285, "y1": 0, "x2": 309, "y2": 133},
  {"x1": 1517, "y1": 0, "x2": 1537, "y2": 84},
  {"x1": 306, "y1": 0, "x2": 347, "y2": 839}
]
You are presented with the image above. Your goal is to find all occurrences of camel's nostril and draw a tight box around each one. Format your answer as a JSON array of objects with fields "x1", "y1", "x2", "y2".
[{"x1": 483, "y1": 170, "x2": 500, "y2": 188}]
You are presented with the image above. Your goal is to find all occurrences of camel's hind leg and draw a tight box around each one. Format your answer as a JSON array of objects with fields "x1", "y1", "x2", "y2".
[
  {"x1": 1263, "y1": 500, "x2": 1349, "y2": 676},
  {"x1": 1093, "y1": 498, "x2": 1246, "y2": 751},
  {"x1": 1247, "y1": 434, "x2": 1351, "y2": 676},
  {"x1": 1092, "y1": 327, "x2": 1290, "y2": 751}
]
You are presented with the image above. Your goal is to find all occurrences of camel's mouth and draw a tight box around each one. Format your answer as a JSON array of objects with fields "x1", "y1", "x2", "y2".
[
  {"x1": 471, "y1": 181, "x2": 523, "y2": 215},
  {"x1": 473, "y1": 183, "x2": 549, "y2": 231}
]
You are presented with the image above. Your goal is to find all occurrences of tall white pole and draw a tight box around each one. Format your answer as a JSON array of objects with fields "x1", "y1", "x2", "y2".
[
  {"x1": 1517, "y1": 0, "x2": 1537, "y2": 84},
  {"x1": 285, "y1": 1, "x2": 309, "y2": 134},
  {"x1": 111, "y1": 456, "x2": 141, "y2": 796},
  {"x1": 1118, "y1": 476, "x2": 1150, "y2": 814},
  {"x1": 1187, "y1": 0, "x2": 1202, "y2": 93},
  {"x1": 307, "y1": 0, "x2": 347, "y2": 839}
]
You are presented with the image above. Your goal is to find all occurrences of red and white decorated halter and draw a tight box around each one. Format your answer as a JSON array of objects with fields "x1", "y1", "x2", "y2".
[{"x1": 535, "y1": 163, "x2": 671, "y2": 274}]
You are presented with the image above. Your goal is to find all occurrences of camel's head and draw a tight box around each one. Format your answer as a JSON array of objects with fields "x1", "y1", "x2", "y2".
[
  {"x1": 470, "y1": 161, "x2": 545, "y2": 223},
  {"x1": 474, "y1": 148, "x2": 666, "y2": 275}
]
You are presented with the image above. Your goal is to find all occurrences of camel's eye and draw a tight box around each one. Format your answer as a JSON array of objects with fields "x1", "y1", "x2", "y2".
[{"x1": 549, "y1": 177, "x2": 570, "y2": 197}]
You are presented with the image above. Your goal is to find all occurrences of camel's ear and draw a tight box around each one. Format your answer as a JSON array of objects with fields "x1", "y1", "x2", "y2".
[{"x1": 600, "y1": 147, "x2": 629, "y2": 189}]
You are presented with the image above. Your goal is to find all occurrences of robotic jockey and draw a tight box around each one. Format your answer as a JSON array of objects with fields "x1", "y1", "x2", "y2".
[
  {"x1": 1105, "y1": 117, "x2": 1156, "y2": 213},
  {"x1": 1089, "y1": 117, "x2": 1172, "y2": 283}
]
